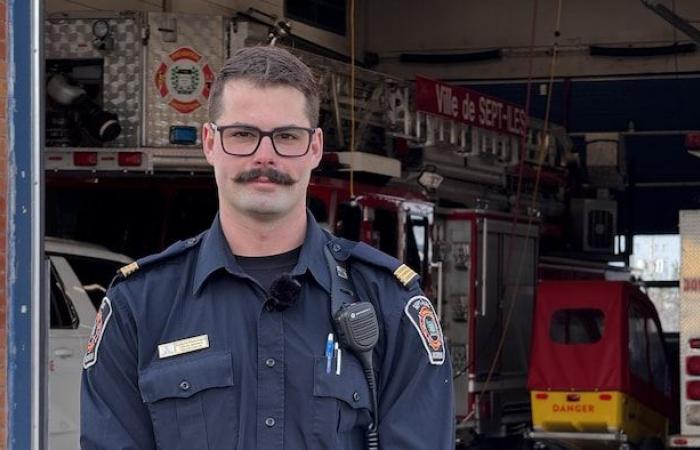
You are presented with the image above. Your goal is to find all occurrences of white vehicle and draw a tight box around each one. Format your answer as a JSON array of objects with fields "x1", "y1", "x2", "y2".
[
  {"x1": 669, "y1": 210, "x2": 700, "y2": 448},
  {"x1": 46, "y1": 237, "x2": 132, "y2": 450}
]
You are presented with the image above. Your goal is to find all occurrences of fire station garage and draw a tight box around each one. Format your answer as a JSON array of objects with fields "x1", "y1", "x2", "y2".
[{"x1": 5, "y1": 0, "x2": 700, "y2": 449}]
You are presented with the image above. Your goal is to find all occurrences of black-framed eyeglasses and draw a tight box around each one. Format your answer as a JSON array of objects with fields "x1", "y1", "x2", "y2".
[{"x1": 210, "y1": 123, "x2": 316, "y2": 157}]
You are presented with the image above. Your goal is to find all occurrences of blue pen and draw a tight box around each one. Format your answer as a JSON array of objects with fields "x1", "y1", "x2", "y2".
[{"x1": 325, "y1": 333, "x2": 334, "y2": 374}]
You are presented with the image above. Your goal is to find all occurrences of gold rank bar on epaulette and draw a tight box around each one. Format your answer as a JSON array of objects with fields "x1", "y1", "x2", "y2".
[
  {"x1": 118, "y1": 262, "x2": 140, "y2": 278},
  {"x1": 393, "y1": 264, "x2": 418, "y2": 287}
]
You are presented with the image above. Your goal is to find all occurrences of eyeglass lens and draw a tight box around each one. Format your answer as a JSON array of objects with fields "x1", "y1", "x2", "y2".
[{"x1": 220, "y1": 126, "x2": 312, "y2": 156}]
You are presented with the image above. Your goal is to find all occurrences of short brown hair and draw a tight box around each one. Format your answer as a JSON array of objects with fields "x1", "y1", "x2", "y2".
[{"x1": 208, "y1": 46, "x2": 320, "y2": 127}]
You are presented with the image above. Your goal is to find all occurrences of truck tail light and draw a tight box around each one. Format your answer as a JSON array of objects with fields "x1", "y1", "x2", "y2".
[
  {"x1": 599, "y1": 394, "x2": 612, "y2": 401},
  {"x1": 688, "y1": 381, "x2": 700, "y2": 400},
  {"x1": 535, "y1": 393, "x2": 548, "y2": 400},
  {"x1": 73, "y1": 152, "x2": 98, "y2": 167},
  {"x1": 690, "y1": 338, "x2": 700, "y2": 349},
  {"x1": 672, "y1": 437, "x2": 689, "y2": 445},
  {"x1": 687, "y1": 356, "x2": 700, "y2": 375},
  {"x1": 118, "y1": 152, "x2": 142, "y2": 167},
  {"x1": 686, "y1": 132, "x2": 700, "y2": 150}
]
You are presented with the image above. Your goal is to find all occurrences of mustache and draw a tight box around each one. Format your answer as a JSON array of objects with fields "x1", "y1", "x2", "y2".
[{"x1": 234, "y1": 168, "x2": 295, "y2": 185}]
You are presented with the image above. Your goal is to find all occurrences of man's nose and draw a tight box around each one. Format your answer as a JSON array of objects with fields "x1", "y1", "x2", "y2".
[{"x1": 252, "y1": 135, "x2": 277, "y2": 163}]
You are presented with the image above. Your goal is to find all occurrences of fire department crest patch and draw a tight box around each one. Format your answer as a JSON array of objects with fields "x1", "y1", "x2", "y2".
[
  {"x1": 404, "y1": 295, "x2": 445, "y2": 365},
  {"x1": 83, "y1": 297, "x2": 113, "y2": 369},
  {"x1": 154, "y1": 47, "x2": 214, "y2": 114}
]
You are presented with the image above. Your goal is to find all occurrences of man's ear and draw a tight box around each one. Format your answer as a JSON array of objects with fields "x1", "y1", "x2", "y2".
[
  {"x1": 202, "y1": 123, "x2": 216, "y2": 164},
  {"x1": 310, "y1": 128, "x2": 323, "y2": 169}
]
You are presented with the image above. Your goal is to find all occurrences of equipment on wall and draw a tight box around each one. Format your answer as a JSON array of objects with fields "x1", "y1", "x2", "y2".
[{"x1": 46, "y1": 73, "x2": 121, "y2": 144}]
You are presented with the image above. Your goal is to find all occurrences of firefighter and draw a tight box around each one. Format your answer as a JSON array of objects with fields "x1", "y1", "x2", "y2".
[{"x1": 80, "y1": 46, "x2": 455, "y2": 450}]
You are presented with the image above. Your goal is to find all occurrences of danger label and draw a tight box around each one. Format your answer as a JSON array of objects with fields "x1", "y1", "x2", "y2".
[{"x1": 552, "y1": 404, "x2": 595, "y2": 413}]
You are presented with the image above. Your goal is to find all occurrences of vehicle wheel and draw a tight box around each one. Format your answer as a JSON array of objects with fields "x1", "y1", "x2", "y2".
[{"x1": 638, "y1": 437, "x2": 665, "y2": 450}]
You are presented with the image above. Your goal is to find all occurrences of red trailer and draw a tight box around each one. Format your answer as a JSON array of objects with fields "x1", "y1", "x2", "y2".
[{"x1": 528, "y1": 281, "x2": 674, "y2": 450}]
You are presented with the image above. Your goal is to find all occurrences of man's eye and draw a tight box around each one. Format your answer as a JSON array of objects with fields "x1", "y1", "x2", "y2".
[
  {"x1": 277, "y1": 132, "x2": 300, "y2": 141},
  {"x1": 229, "y1": 130, "x2": 255, "y2": 138}
]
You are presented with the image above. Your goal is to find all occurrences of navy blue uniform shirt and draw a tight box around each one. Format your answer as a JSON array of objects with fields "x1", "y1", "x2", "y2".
[{"x1": 81, "y1": 212, "x2": 455, "y2": 449}]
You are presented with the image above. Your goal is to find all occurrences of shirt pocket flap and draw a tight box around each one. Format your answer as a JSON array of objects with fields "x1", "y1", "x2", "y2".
[
  {"x1": 139, "y1": 351, "x2": 234, "y2": 403},
  {"x1": 313, "y1": 354, "x2": 371, "y2": 410}
]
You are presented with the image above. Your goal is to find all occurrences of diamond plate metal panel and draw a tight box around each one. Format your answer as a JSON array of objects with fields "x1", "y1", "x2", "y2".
[
  {"x1": 441, "y1": 217, "x2": 472, "y2": 417},
  {"x1": 145, "y1": 13, "x2": 225, "y2": 147},
  {"x1": 680, "y1": 210, "x2": 700, "y2": 435},
  {"x1": 45, "y1": 15, "x2": 142, "y2": 147}
]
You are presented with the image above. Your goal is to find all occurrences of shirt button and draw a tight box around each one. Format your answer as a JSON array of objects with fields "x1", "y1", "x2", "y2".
[
  {"x1": 179, "y1": 380, "x2": 191, "y2": 391},
  {"x1": 265, "y1": 417, "x2": 276, "y2": 427},
  {"x1": 265, "y1": 358, "x2": 275, "y2": 368},
  {"x1": 352, "y1": 392, "x2": 360, "y2": 402}
]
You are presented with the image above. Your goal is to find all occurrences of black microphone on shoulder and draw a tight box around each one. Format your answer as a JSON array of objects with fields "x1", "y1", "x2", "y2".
[{"x1": 266, "y1": 274, "x2": 301, "y2": 311}]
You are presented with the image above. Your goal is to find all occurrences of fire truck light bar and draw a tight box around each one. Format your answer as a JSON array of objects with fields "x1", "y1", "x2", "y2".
[{"x1": 169, "y1": 126, "x2": 198, "y2": 145}]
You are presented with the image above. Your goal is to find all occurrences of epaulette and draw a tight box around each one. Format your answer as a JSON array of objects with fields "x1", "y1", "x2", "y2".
[
  {"x1": 327, "y1": 238, "x2": 420, "y2": 289},
  {"x1": 113, "y1": 231, "x2": 206, "y2": 284}
]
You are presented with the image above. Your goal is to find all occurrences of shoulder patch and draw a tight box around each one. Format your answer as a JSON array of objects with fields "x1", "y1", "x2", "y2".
[
  {"x1": 83, "y1": 297, "x2": 113, "y2": 369},
  {"x1": 404, "y1": 295, "x2": 445, "y2": 365}
]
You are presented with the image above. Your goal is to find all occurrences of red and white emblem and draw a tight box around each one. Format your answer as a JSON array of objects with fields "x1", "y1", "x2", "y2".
[
  {"x1": 154, "y1": 47, "x2": 215, "y2": 114},
  {"x1": 83, "y1": 297, "x2": 113, "y2": 369},
  {"x1": 405, "y1": 295, "x2": 445, "y2": 365}
]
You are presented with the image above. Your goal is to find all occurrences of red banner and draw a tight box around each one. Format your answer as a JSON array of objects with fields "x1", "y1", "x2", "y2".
[{"x1": 415, "y1": 76, "x2": 528, "y2": 137}]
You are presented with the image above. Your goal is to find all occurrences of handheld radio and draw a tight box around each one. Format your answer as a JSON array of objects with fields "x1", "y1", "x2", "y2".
[{"x1": 324, "y1": 244, "x2": 381, "y2": 450}]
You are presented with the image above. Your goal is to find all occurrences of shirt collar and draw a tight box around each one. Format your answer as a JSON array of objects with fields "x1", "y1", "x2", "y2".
[
  {"x1": 192, "y1": 211, "x2": 331, "y2": 295},
  {"x1": 290, "y1": 211, "x2": 331, "y2": 293},
  {"x1": 192, "y1": 213, "x2": 241, "y2": 295}
]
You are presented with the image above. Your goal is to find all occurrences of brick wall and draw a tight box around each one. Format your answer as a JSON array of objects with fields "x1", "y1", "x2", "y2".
[{"x1": 0, "y1": 0, "x2": 8, "y2": 446}]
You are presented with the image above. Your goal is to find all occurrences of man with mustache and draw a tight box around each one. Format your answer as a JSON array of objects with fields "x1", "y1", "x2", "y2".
[{"x1": 81, "y1": 46, "x2": 455, "y2": 449}]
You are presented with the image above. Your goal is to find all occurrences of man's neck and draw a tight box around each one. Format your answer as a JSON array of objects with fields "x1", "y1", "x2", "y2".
[{"x1": 218, "y1": 205, "x2": 307, "y2": 257}]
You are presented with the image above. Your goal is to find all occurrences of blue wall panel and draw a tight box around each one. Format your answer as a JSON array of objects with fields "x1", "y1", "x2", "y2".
[{"x1": 464, "y1": 75, "x2": 700, "y2": 133}]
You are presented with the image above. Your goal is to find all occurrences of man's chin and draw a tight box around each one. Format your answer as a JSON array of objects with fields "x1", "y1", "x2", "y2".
[{"x1": 234, "y1": 198, "x2": 292, "y2": 218}]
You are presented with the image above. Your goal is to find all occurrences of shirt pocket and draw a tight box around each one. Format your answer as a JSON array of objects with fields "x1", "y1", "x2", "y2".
[
  {"x1": 139, "y1": 351, "x2": 238, "y2": 450},
  {"x1": 312, "y1": 353, "x2": 372, "y2": 448}
]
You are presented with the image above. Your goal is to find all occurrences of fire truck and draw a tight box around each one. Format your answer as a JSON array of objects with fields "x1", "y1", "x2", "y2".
[{"x1": 44, "y1": 10, "x2": 578, "y2": 448}]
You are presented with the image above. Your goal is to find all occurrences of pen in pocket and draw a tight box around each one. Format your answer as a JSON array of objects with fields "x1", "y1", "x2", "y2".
[
  {"x1": 325, "y1": 333, "x2": 334, "y2": 374},
  {"x1": 335, "y1": 342, "x2": 342, "y2": 375}
]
